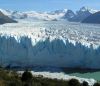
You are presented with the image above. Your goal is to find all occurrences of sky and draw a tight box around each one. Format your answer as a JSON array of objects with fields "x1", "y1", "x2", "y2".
[{"x1": 0, "y1": 0, "x2": 100, "y2": 12}]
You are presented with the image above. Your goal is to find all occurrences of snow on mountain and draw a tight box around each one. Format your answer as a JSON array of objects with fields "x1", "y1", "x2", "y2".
[
  {"x1": 0, "y1": 9, "x2": 13, "y2": 16},
  {"x1": 0, "y1": 10, "x2": 17, "y2": 24},
  {"x1": 50, "y1": 9, "x2": 68, "y2": 14},
  {"x1": 79, "y1": 7, "x2": 98, "y2": 14},
  {"x1": 11, "y1": 11, "x2": 27, "y2": 19},
  {"x1": 0, "y1": 9, "x2": 27, "y2": 20},
  {"x1": 0, "y1": 21, "x2": 100, "y2": 69},
  {"x1": 0, "y1": 8, "x2": 73, "y2": 21},
  {"x1": 69, "y1": 7, "x2": 98, "y2": 22},
  {"x1": 63, "y1": 10, "x2": 75, "y2": 20},
  {"x1": 0, "y1": 7, "x2": 99, "y2": 22},
  {"x1": 23, "y1": 9, "x2": 69, "y2": 21},
  {"x1": 82, "y1": 11, "x2": 100, "y2": 24},
  {"x1": 23, "y1": 11, "x2": 64, "y2": 21}
]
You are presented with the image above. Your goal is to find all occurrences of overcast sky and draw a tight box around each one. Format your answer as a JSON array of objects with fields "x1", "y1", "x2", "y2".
[{"x1": 0, "y1": 0, "x2": 100, "y2": 11}]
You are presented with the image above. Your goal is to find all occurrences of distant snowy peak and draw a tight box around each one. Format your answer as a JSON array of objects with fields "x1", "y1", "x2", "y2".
[
  {"x1": 0, "y1": 9, "x2": 27, "y2": 19},
  {"x1": 82, "y1": 11, "x2": 100, "y2": 24},
  {"x1": 63, "y1": 10, "x2": 75, "y2": 19},
  {"x1": 50, "y1": 9, "x2": 68, "y2": 14},
  {"x1": 79, "y1": 6, "x2": 98, "y2": 14},
  {"x1": 0, "y1": 10, "x2": 17, "y2": 24},
  {"x1": 24, "y1": 9, "x2": 73, "y2": 21},
  {"x1": 0, "y1": 9, "x2": 69, "y2": 21},
  {"x1": 0, "y1": 7, "x2": 99, "y2": 21},
  {"x1": 24, "y1": 11, "x2": 62, "y2": 21},
  {"x1": 0, "y1": 9, "x2": 12, "y2": 16},
  {"x1": 69, "y1": 7, "x2": 99, "y2": 22},
  {"x1": 11, "y1": 11, "x2": 27, "y2": 19}
]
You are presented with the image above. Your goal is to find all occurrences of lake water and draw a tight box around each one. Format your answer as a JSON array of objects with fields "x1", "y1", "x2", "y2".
[
  {"x1": 69, "y1": 72, "x2": 100, "y2": 81},
  {"x1": 62, "y1": 68, "x2": 100, "y2": 81},
  {"x1": 11, "y1": 66, "x2": 100, "y2": 81}
]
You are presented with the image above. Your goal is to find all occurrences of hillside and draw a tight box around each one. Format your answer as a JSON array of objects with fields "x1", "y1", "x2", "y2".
[
  {"x1": 0, "y1": 68, "x2": 97, "y2": 86},
  {"x1": 0, "y1": 7, "x2": 98, "y2": 22},
  {"x1": 82, "y1": 11, "x2": 100, "y2": 24},
  {"x1": 0, "y1": 11, "x2": 17, "y2": 24}
]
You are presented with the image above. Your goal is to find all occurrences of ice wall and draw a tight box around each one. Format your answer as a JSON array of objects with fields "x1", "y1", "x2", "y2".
[
  {"x1": 0, "y1": 21, "x2": 100, "y2": 69},
  {"x1": 0, "y1": 36, "x2": 100, "y2": 69}
]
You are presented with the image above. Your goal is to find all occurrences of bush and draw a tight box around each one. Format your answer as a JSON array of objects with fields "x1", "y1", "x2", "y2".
[
  {"x1": 68, "y1": 78, "x2": 80, "y2": 86},
  {"x1": 81, "y1": 81, "x2": 89, "y2": 86},
  {"x1": 93, "y1": 82, "x2": 100, "y2": 86},
  {"x1": 0, "y1": 80, "x2": 6, "y2": 86},
  {"x1": 8, "y1": 81, "x2": 22, "y2": 86},
  {"x1": 21, "y1": 70, "x2": 33, "y2": 82}
]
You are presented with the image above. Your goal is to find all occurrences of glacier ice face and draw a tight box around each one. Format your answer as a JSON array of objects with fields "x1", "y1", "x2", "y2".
[{"x1": 0, "y1": 21, "x2": 100, "y2": 69}]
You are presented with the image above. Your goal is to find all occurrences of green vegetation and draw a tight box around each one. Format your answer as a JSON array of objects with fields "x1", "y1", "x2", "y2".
[
  {"x1": 0, "y1": 68, "x2": 100, "y2": 86},
  {"x1": 81, "y1": 81, "x2": 89, "y2": 86},
  {"x1": 68, "y1": 78, "x2": 80, "y2": 86},
  {"x1": 93, "y1": 82, "x2": 100, "y2": 86},
  {"x1": 21, "y1": 70, "x2": 33, "y2": 82}
]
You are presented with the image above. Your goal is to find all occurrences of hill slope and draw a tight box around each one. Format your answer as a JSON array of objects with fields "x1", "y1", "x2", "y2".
[
  {"x1": 0, "y1": 11, "x2": 17, "y2": 24},
  {"x1": 82, "y1": 11, "x2": 100, "y2": 24},
  {"x1": 69, "y1": 7, "x2": 97, "y2": 22}
]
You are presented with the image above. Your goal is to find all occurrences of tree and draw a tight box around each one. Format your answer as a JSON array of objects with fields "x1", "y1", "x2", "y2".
[
  {"x1": 93, "y1": 82, "x2": 100, "y2": 86},
  {"x1": 81, "y1": 81, "x2": 89, "y2": 86},
  {"x1": 21, "y1": 70, "x2": 33, "y2": 82},
  {"x1": 68, "y1": 78, "x2": 80, "y2": 86}
]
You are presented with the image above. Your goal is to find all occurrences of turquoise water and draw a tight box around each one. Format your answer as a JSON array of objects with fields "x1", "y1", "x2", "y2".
[
  {"x1": 69, "y1": 72, "x2": 100, "y2": 81},
  {"x1": 12, "y1": 67, "x2": 100, "y2": 81}
]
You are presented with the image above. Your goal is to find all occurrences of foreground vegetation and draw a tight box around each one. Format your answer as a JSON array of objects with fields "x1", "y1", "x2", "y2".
[{"x1": 0, "y1": 68, "x2": 100, "y2": 86}]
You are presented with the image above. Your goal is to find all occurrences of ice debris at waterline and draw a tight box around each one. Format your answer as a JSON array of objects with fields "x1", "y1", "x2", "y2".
[
  {"x1": 0, "y1": 21, "x2": 100, "y2": 69},
  {"x1": 18, "y1": 71, "x2": 96, "y2": 86}
]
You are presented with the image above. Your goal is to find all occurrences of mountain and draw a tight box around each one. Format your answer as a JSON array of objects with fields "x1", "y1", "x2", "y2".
[
  {"x1": 63, "y1": 10, "x2": 75, "y2": 20},
  {"x1": 0, "y1": 11, "x2": 17, "y2": 24},
  {"x1": 23, "y1": 9, "x2": 68, "y2": 21},
  {"x1": 0, "y1": 7, "x2": 98, "y2": 22},
  {"x1": 11, "y1": 11, "x2": 27, "y2": 19},
  {"x1": 0, "y1": 9, "x2": 13, "y2": 16},
  {"x1": 0, "y1": 9, "x2": 72, "y2": 21},
  {"x1": 69, "y1": 7, "x2": 98, "y2": 22},
  {"x1": 82, "y1": 11, "x2": 100, "y2": 24},
  {"x1": 0, "y1": 9, "x2": 27, "y2": 20},
  {"x1": 50, "y1": 9, "x2": 68, "y2": 14}
]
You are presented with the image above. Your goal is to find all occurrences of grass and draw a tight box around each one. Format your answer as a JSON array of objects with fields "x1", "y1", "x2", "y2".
[{"x1": 0, "y1": 68, "x2": 100, "y2": 86}]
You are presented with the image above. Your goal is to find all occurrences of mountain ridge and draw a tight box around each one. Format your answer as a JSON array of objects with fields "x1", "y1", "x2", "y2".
[
  {"x1": 82, "y1": 11, "x2": 100, "y2": 24},
  {"x1": 0, "y1": 7, "x2": 99, "y2": 22},
  {"x1": 0, "y1": 10, "x2": 17, "y2": 24}
]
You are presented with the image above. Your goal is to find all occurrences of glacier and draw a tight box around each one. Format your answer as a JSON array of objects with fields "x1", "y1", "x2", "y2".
[{"x1": 0, "y1": 21, "x2": 100, "y2": 69}]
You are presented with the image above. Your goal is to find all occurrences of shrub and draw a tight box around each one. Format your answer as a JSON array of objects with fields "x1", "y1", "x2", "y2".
[
  {"x1": 68, "y1": 78, "x2": 80, "y2": 86},
  {"x1": 21, "y1": 70, "x2": 33, "y2": 82},
  {"x1": 0, "y1": 80, "x2": 6, "y2": 86},
  {"x1": 81, "y1": 81, "x2": 89, "y2": 86},
  {"x1": 93, "y1": 82, "x2": 100, "y2": 86}
]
